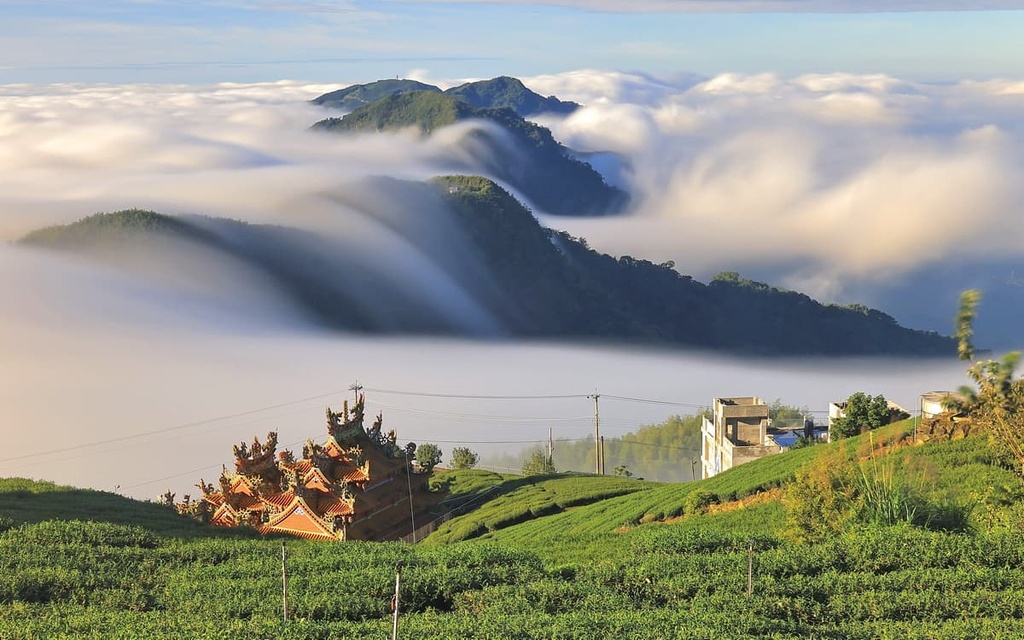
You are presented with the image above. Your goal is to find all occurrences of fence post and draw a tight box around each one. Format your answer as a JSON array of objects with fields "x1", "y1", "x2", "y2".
[{"x1": 747, "y1": 540, "x2": 754, "y2": 596}]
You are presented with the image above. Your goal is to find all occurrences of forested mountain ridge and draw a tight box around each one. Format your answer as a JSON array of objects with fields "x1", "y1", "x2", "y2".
[
  {"x1": 310, "y1": 79, "x2": 441, "y2": 111},
  {"x1": 20, "y1": 177, "x2": 955, "y2": 356},
  {"x1": 311, "y1": 75, "x2": 578, "y2": 117},
  {"x1": 310, "y1": 91, "x2": 626, "y2": 217}
]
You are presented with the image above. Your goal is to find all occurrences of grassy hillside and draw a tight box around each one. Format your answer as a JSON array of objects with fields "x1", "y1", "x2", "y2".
[{"x1": 3, "y1": 420, "x2": 1024, "y2": 637}]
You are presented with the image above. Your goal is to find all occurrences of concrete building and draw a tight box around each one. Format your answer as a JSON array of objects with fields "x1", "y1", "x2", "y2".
[
  {"x1": 701, "y1": 396, "x2": 780, "y2": 479},
  {"x1": 920, "y1": 391, "x2": 960, "y2": 419}
]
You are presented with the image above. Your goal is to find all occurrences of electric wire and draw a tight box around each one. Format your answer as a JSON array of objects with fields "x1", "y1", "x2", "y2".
[
  {"x1": 17, "y1": 382, "x2": 825, "y2": 493},
  {"x1": 365, "y1": 386, "x2": 588, "y2": 400},
  {"x1": 0, "y1": 387, "x2": 353, "y2": 465}
]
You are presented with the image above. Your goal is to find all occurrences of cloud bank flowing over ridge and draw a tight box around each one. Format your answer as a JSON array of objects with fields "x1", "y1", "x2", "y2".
[
  {"x1": 0, "y1": 71, "x2": 1010, "y2": 496},
  {"x1": 1, "y1": 70, "x2": 1023, "y2": 346},
  {"x1": 523, "y1": 70, "x2": 1024, "y2": 343}
]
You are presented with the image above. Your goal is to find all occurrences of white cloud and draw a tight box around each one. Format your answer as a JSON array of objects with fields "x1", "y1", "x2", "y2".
[
  {"x1": 2, "y1": 70, "x2": 1020, "y2": 495},
  {"x1": 526, "y1": 70, "x2": 1024, "y2": 291}
]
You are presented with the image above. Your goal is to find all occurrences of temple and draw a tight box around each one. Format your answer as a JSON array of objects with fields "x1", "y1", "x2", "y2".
[{"x1": 193, "y1": 394, "x2": 429, "y2": 541}]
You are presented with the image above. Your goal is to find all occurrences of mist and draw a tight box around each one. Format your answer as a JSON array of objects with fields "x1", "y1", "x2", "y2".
[{"x1": 0, "y1": 72, "x2": 1018, "y2": 497}]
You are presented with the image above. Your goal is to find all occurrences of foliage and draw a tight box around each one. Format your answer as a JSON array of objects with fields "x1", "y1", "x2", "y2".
[
  {"x1": 416, "y1": 443, "x2": 443, "y2": 474},
  {"x1": 443, "y1": 75, "x2": 579, "y2": 117},
  {"x1": 521, "y1": 451, "x2": 556, "y2": 477},
  {"x1": 487, "y1": 413, "x2": 704, "y2": 482},
  {"x1": 310, "y1": 78, "x2": 441, "y2": 111},
  {"x1": 4, "y1": 425, "x2": 1024, "y2": 638},
  {"x1": 683, "y1": 489, "x2": 718, "y2": 515},
  {"x1": 769, "y1": 399, "x2": 810, "y2": 427},
  {"x1": 20, "y1": 209, "x2": 202, "y2": 249},
  {"x1": 22, "y1": 192, "x2": 955, "y2": 357},
  {"x1": 450, "y1": 447, "x2": 480, "y2": 470},
  {"x1": 553, "y1": 238, "x2": 954, "y2": 356},
  {"x1": 784, "y1": 436, "x2": 970, "y2": 542},
  {"x1": 830, "y1": 392, "x2": 904, "y2": 440},
  {"x1": 311, "y1": 75, "x2": 578, "y2": 118},
  {"x1": 948, "y1": 289, "x2": 1024, "y2": 475}
]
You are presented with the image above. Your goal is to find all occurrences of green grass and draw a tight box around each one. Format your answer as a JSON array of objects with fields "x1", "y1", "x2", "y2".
[
  {"x1": 0, "y1": 478, "x2": 229, "y2": 538},
  {"x1": 424, "y1": 473, "x2": 656, "y2": 545},
  {"x1": 3, "y1": 421, "x2": 1024, "y2": 638}
]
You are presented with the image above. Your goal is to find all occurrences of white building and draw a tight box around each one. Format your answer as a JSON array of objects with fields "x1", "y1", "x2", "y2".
[
  {"x1": 920, "y1": 391, "x2": 960, "y2": 419},
  {"x1": 701, "y1": 396, "x2": 780, "y2": 479}
]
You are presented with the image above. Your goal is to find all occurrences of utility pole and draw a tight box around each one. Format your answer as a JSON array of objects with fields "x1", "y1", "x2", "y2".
[
  {"x1": 588, "y1": 393, "x2": 601, "y2": 474},
  {"x1": 391, "y1": 561, "x2": 403, "y2": 640},
  {"x1": 405, "y1": 451, "x2": 417, "y2": 543},
  {"x1": 281, "y1": 540, "x2": 289, "y2": 623},
  {"x1": 350, "y1": 380, "x2": 363, "y2": 402},
  {"x1": 547, "y1": 427, "x2": 554, "y2": 463}
]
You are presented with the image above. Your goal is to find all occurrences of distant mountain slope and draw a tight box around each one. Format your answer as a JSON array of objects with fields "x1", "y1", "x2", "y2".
[
  {"x1": 310, "y1": 78, "x2": 441, "y2": 111},
  {"x1": 20, "y1": 179, "x2": 955, "y2": 356},
  {"x1": 311, "y1": 91, "x2": 627, "y2": 216},
  {"x1": 310, "y1": 75, "x2": 579, "y2": 118},
  {"x1": 444, "y1": 76, "x2": 579, "y2": 117}
]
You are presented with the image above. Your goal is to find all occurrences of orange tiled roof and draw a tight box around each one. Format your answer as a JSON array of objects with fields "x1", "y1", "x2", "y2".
[
  {"x1": 318, "y1": 496, "x2": 354, "y2": 517},
  {"x1": 340, "y1": 467, "x2": 368, "y2": 483},
  {"x1": 233, "y1": 494, "x2": 264, "y2": 511},
  {"x1": 261, "y1": 491, "x2": 297, "y2": 510},
  {"x1": 303, "y1": 467, "x2": 332, "y2": 487}
]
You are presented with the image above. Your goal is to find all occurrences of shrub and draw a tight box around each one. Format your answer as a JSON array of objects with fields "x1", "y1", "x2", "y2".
[{"x1": 684, "y1": 490, "x2": 719, "y2": 516}]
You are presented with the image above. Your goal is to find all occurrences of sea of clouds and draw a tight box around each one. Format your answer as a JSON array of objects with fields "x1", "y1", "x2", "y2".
[{"x1": 0, "y1": 70, "x2": 1016, "y2": 496}]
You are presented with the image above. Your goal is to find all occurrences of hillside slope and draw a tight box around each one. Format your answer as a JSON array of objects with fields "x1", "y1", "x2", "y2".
[
  {"x1": 19, "y1": 179, "x2": 956, "y2": 356},
  {"x1": 311, "y1": 91, "x2": 626, "y2": 216},
  {"x1": 4, "y1": 422, "x2": 1024, "y2": 637},
  {"x1": 310, "y1": 78, "x2": 441, "y2": 111},
  {"x1": 311, "y1": 75, "x2": 578, "y2": 117}
]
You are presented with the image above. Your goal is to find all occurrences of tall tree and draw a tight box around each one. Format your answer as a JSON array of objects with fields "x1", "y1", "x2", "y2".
[
  {"x1": 522, "y1": 451, "x2": 556, "y2": 476},
  {"x1": 450, "y1": 447, "x2": 479, "y2": 470},
  {"x1": 830, "y1": 392, "x2": 902, "y2": 440},
  {"x1": 415, "y1": 443, "x2": 442, "y2": 474}
]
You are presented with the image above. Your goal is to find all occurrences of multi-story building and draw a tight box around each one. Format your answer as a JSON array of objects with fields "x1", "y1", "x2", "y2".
[{"x1": 700, "y1": 396, "x2": 780, "y2": 479}]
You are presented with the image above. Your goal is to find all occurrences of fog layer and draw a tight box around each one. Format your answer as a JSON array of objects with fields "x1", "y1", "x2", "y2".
[{"x1": 0, "y1": 73, "x2": 1014, "y2": 496}]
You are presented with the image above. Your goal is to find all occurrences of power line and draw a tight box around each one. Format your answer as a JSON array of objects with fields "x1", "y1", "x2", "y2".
[
  {"x1": 26, "y1": 381, "x2": 829, "y2": 493},
  {"x1": 602, "y1": 394, "x2": 707, "y2": 408},
  {"x1": 365, "y1": 387, "x2": 588, "y2": 400},
  {"x1": 0, "y1": 388, "x2": 351, "y2": 465},
  {"x1": 122, "y1": 437, "x2": 308, "y2": 491}
]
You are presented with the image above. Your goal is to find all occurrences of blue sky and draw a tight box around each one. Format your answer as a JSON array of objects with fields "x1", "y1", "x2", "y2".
[{"x1": 1, "y1": 1, "x2": 1022, "y2": 84}]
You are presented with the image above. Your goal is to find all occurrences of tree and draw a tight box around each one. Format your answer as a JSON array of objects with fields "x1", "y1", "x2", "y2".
[
  {"x1": 613, "y1": 465, "x2": 633, "y2": 478},
  {"x1": 949, "y1": 289, "x2": 1024, "y2": 472},
  {"x1": 830, "y1": 392, "x2": 899, "y2": 440},
  {"x1": 521, "y1": 450, "x2": 556, "y2": 476},
  {"x1": 450, "y1": 447, "x2": 479, "y2": 470},
  {"x1": 415, "y1": 443, "x2": 442, "y2": 474}
]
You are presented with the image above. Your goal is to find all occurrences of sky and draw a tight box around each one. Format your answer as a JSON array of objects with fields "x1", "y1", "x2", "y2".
[
  {"x1": 1, "y1": 1, "x2": 1023, "y2": 84},
  {"x1": 2, "y1": 1, "x2": 1023, "y2": 497}
]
